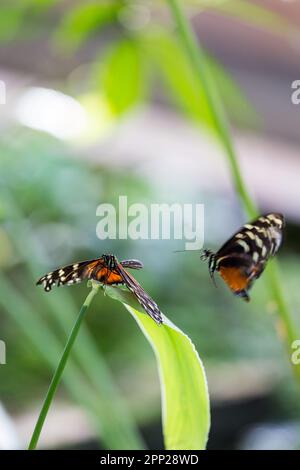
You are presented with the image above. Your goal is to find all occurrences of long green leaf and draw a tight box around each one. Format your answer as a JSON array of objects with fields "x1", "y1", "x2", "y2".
[
  {"x1": 106, "y1": 286, "x2": 210, "y2": 450},
  {"x1": 145, "y1": 28, "x2": 215, "y2": 131},
  {"x1": 167, "y1": 0, "x2": 300, "y2": 385},
  {"x1": 144, "y1": 28, "x2": 256, "y2": 128}
]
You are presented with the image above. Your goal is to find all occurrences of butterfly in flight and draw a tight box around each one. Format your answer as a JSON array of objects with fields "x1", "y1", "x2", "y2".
[
  {"x1": 201, "y1": 213, "x2": 285, "y2": 301},
  {"x1": 36, "y1": 254, "x2": 163, "y2": 325}
]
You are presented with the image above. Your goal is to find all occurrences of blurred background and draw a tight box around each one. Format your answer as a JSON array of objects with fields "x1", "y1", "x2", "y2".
[{"x1": 0, "y1": 0, "x2": 300, "y2": 450}]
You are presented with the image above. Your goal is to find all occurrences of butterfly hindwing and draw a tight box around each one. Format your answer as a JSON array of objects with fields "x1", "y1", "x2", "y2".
[
  {"x1": 216, "y1": 253, "x2": 257, "y2": 301},
  {"x1": 120, "y1": 259, "x2": 144, "y2": 270}
]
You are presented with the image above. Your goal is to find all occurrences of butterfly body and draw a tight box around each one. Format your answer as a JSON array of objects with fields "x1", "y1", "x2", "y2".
[
  {"x1": 202, "y1": 213, "x2": 285, "y2": 301},
  {"x1": 37, "y1": 254, "x2": 162, "y2": 324}
]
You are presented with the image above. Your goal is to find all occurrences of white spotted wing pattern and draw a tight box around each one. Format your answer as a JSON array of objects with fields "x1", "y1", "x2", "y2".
[
  {"x1": 36, "y1": 254, "x2": 162, "y2": 325},
  {"x1": 201, "y1": 213, "x2": 285, "y2": 301}
]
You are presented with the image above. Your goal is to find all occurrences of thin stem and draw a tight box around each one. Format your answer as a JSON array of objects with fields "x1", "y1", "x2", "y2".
[
  {"x1": 28, "y1": 283, "x2": 100, "y2": 450},
  {"x1": 167, "y1": 0, "x2": 257, "y2": 218},
  {"x1": 167, "y1": 0, "x2": 300, "y2": 380}
]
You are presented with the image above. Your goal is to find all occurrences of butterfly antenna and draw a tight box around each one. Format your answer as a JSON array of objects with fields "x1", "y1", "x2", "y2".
[{"x1": 173, "y1": 249, "x2": 202, "y2": 254}]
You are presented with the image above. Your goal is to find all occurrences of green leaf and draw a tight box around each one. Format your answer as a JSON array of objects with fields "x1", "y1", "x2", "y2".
[
  {"x1": 206, "y1": 55, "x2": 257, "y2": 127},
  {"x1": 0, "y1": 6, "x2": 24, "y2": 42},
  {"x1": 99, "y1": 39, "x2": 145, "y2": 115},
  {"x1": 54, "y1": 1, "x2": 122, "y2": 51},
  {"x1": 145, "y1": 28, "x2": 256, "y2": 128},
  {"x1": 167, "y1": 0, "x2": 300, "y2": 389},
  {"x1": 145, "y1": 29, "x2": 216, "y2": 131},
  {"x1": 106, "y1": 286, "x2": 211, "y2": 450}
]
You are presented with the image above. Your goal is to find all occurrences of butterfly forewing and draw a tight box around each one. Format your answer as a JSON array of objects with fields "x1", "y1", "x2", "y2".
[
  {"x1": 216, "y1": 213, "x2": 284, "y2": 262},
  {"x1": 36, "y1": 259, "x2": 102, "y2": 291},
  {"x1": 116, "y1": 262, "x2": 163, "y2": 325}
]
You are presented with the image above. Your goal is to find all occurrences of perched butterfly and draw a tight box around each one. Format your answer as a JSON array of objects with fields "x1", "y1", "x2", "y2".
[
  {"x1": 36, "y1": 254, "x2": 163, "y2": 325},
  {"x1": 201, "y1": 213, "x2": 285, "y2": 301}
]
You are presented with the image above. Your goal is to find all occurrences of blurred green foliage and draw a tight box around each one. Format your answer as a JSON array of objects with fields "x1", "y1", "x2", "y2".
[
  {"x1": 1, "y1": 128, "x2": 300, "y2": 434},
  {"x1": 54, "y1": 2, "x2": 123, "y2": 52},
  {"x1": 0, "y1": 0, "x2": 278, "y2": 124},
  {"x1": 100, "y1": 39, "x2": 145, "y2": 115}
]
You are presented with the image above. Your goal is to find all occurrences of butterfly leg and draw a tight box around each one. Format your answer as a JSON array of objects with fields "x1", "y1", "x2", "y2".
[
  {"x1": 235, "y1": 289, "x2": 250, "y2": 302},
  {"x1": 102, "y1": 274, "x2": 108, "y2": 295}
]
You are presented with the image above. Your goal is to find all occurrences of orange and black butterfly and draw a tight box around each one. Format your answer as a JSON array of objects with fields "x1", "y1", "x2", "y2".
[
  {"x1": 36, "y1": 254, "x2": 163, "y2": 325},
  {"x1": 201, "y1": 213, "x2": 285, "y2": 301}
]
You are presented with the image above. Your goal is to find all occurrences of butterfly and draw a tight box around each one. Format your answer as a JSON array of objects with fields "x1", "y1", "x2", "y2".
[
  {"x1": 201, "y1": 213, "x2": 285, "y2": 301},
  {"x1": 36, "y1": 254, "x2": 163, "y2": 325}
]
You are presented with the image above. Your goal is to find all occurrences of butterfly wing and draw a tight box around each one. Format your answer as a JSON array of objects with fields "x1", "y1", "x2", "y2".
[
  {"x1": 37, "y1": 256, "x2": 145, "y2": 292},
  {"x1": 36, "y1": 259, "x2": 102, "y2": 292},
  {"x1": 37, "y1": 257, "x2": 124, "y2": 291},
  {"x1": 216, "y1": 253, "x2": 258, "y2": 301},
  {"x1": 216, "y1": 213, "x2": 284, "y2": 261},
  {"x1": 116, "y1": 262, "x2": 163, "y2": 325},
  {"x1": 214, "y1": 213, "x2": 285, "y2": 300},
  {"x1": 120, "y1": 259, "x2": 144, "y2": 270}
]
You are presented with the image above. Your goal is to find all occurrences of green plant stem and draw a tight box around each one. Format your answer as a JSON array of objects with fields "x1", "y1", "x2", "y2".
[
  {"x1": 167, "y1": 0, "x2": 300, "y2": 381},
  {"x1": 28, "y1": 283, "x2": 100, "y2": 450},
  {"x1": 2, "y1": 191, "x2": 144, "y2": 449},
  {"x1": 167, "y1": 0, "x2": 257, "y2": 218}
]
